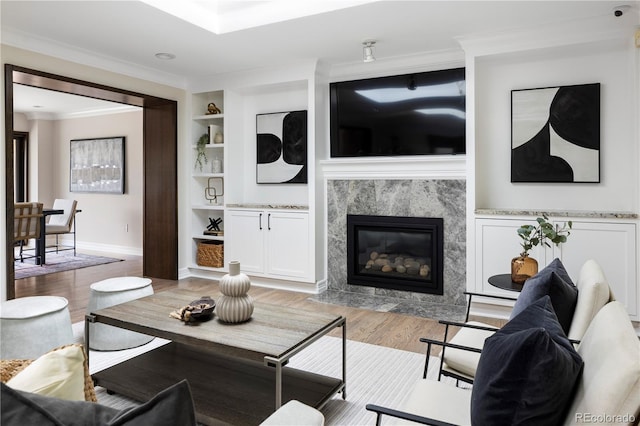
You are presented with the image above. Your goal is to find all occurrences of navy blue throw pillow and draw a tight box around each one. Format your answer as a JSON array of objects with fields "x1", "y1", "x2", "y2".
[
  {"x1": 1, "y1": 379, "x2": 197, "y2": 426},
  {"x1": 471, "y1": 296, "x2": 583, "y2": 426},
  {"x1": 510, "y1": 258, "x2": 577, "y2": 334}
]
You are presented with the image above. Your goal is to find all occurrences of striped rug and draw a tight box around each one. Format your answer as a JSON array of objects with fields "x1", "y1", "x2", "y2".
[{"x1": 73, "y1": 323, "x2": 447, "y2": 425}]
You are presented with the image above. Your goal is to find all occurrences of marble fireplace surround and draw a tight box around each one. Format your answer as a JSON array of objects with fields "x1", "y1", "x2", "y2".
[{"x1": 317, "y1": 178, "x2": 468, "y2": 321}]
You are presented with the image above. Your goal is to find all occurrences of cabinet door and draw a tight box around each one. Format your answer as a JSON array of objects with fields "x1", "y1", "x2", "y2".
[
  {"x1": 475, "y1": 218, "x2": 546, "y2": 295},
  {"x1": 553, "y1": 221, "x2": 637, "y2": 318},
  {"x1": 226, "y1": 210, "x2": 265, "y2": 273},
  {"x1": 266, "y1": 211, "x2": 311, "y2": 280}
]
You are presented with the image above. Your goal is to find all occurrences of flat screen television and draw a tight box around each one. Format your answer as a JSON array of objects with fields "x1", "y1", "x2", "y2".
[{"x1": 330, "y1": 68, "x2": 466, "y2": 157}]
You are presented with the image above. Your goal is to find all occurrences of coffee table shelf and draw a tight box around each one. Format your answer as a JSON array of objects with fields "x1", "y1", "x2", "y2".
[
  {"x1": 86, "y1": 289, "x2": 346, "y2": 425},
  {"x1": 93, "y1": 342, "x2": 343, "y2": 425}
]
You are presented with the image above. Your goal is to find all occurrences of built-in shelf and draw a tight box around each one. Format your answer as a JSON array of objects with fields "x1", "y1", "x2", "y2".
[{"x1": 193, "y1": 114, "x2": 225, "y2": 121}]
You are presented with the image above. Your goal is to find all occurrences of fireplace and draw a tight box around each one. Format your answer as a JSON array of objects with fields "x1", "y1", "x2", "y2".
[{"x1": 347, "y1": 215, "x2": 444, "y2": 295}]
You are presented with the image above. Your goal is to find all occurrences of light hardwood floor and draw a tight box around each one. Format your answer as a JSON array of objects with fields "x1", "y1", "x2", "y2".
[{"x1": 14, "y1": 253, "x2": 504, "y2": 355}]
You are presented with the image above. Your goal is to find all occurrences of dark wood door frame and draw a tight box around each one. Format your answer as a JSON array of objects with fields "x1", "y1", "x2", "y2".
[{"x1": 4, "y1": 64, "x2": 178, "y2": 299}]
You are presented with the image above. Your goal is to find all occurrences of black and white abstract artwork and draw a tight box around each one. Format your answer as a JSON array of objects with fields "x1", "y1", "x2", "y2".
[
  {"x1": 511, "y1": 83, "x2": 600, "y2": 183},
  {"x1": 256, "y1": 110, "x2": 307, "y2": 184},
  {"x1": 70, "y1": 136, "x2": 125, "y2": 193}
]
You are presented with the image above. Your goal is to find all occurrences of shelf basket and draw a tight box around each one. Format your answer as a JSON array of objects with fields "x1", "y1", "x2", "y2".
[{"x1": 196, "y1": 241, "x2": 224, "y2": 268}]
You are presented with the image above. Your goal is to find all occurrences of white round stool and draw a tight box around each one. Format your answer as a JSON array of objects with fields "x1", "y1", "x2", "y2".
[
  {"x1": 0, "y1": 296, "x2": 74, "y2": 359},
  {"x1": 87, "y1": 277, "x2": 154, "y2": 351}
]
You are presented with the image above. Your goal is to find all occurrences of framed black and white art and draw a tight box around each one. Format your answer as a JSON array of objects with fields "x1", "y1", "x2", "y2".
[
  {"x1": 256, "y1": 110, "x2": 307, "y2": 184},
  {"x1": 511, "y1": 83, "x2": 600, "y2": 183},
  {"x1": 70, "y1": 136, "x2": 125, "y2": 193}
]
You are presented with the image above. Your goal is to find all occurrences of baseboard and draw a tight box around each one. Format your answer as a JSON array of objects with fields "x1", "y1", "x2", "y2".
[
  {"x1": 74, "y1": 240, "x2": 142, "y2": 256},
  {"x1": 184, "y1": 266, "x2": 325, "y2": 294}
]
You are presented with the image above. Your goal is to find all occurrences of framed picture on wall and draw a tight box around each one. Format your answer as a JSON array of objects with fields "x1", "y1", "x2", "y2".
[
  {"x1": 511, "y1": 83, "x2": 600, "y2": 183},
  {"x1": 256, "y1": 110, "x2": 307, "y2": 184},
  {"x1": 70, "y1": 136, "x2": 125, "y2": 193}
]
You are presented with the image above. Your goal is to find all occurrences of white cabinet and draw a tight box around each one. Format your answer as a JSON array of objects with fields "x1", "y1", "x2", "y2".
[
  {"x1": 226, "y1": 209, "x2": 311, "y2": 281},
  {"x1": 553, "y1": 221, "x2": 637, "y2": 318},
  {"x1": 474, "y1": 217, "x2": 638, "y2": 319}
]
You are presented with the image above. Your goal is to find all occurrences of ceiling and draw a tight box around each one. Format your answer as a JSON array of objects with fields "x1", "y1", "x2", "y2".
[{"x1": 2, "y1": 1, "x2": 638, "y2": 114}]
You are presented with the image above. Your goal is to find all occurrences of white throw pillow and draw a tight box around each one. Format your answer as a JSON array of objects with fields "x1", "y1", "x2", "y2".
[{"x1": 6, "y1": 344, "x2": 85, "y2": 401}]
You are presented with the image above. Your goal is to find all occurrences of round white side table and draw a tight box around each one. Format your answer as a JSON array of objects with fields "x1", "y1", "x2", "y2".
[{"x1": 87, "y1": 277, "x2": 154, "y2": 351}]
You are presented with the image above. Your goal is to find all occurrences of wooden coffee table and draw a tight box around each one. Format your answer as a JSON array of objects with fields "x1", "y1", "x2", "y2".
[{"x1": 85, "y1": 288, "x2": 346, "y2": 425}]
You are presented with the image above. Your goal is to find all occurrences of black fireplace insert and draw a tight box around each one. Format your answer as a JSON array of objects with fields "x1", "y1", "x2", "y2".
[{"x1": 347, "y1": 215, "x2": 444, "y2": 295}]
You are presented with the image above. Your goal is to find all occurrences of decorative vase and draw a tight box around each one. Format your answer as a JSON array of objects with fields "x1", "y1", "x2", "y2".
[
  {"x1": 214, "y1": 132, "x2": 223, "y2": 144},
  {"x1": 511, "y1": 254, "x2": 538, "y2": 284},
  {"x1": 211, "y1": 158, "x2": 222, "y2": 173},
  {"x1": 216, "y1": 261, "x2": 254, "y2": 323}
]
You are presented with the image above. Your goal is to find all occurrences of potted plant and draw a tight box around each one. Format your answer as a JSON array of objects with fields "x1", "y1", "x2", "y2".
[
  {"x1": 512, "y1": 214, "x2": 572, "y2": 283},
  {"x1": 194, "y1": 133, "x2": 208, "y2": 172}
]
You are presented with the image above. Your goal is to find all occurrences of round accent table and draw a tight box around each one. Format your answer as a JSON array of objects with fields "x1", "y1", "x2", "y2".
[
  {"x1": 0, "y1": 296, "x2": 74, "y2": 359},
  {"x1": 488, "y1": 274, "x2": 524, "y2": 293},
  {"x1": 87, "y1": 277, "x2": 154, "y2": 351}
]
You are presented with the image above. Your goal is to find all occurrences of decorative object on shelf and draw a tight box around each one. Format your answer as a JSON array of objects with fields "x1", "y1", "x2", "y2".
[
  {"x1": 195, "y1": 133, "x2": 209, "y2": 172},
  {"x1": 211, "y1": 156, "x2": 222, "y2": 173},
  {"x1": 214, "y1": 131, "x2": 223, "y2": 144},
  {"x1": 208, "y1": 124, "x2": 223, "y2": 144},
  {"x1": 512, "y1": 214, "x2": 572, "y2": 283},
  {"x1": 256, "y1": 110, "x2": 307, "y2": 184},
  {"x1": 169, "y1": 296, "x2": 216, "y2": 322},
  {"x1": 70, "y1": 136, "x2": 125, "y2": 194},
  {"x1": 204, "y1": 217, "x2": 223, "y2": 236},
  {"x1": 206, "y1": 102, "x2": 222, "y2": 115},
  {"x1": 511, "y1": 83, "x2": 600, "y2": 183},
  {"x1": 205, "y1": 177, "x2": 224, "y2": 204},
  {"x1": 196, "y1": 241, "x2": 223, "y2": 268},
  {"x1": 216, "y1": 261, "x2": 254, "y2": 323}
]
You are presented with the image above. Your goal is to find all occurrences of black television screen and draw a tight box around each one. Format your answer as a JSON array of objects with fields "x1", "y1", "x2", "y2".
[{"x1": 330, "y1": 68, "x2": 466, "y2": 157}]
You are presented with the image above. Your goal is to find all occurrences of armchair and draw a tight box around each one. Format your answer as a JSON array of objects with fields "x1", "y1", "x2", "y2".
[
  {"x1": 426, "y1": 259, "x2": 613, "y2": 385},
  {"x1": 45, "y1": 199, "x2": 78, "y2": 256},
  {"x1": 14, "y1": 202, "x2": 43, "y2": 263},
  {"x1": 367, "y1": 300, "x2": 640, "y2": 426}
]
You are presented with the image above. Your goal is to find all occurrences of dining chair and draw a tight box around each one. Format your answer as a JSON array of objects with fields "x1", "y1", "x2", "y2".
[
  {"x1": 45, "y1": 199, "x2": 78, "y2": 256},
  {"x1": 14, "y1": 202, "x2": 44, "y2": 263}
]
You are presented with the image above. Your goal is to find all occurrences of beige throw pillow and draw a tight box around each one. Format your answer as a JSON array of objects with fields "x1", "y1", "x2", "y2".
[{"x1": 6, "y1": 344, "x2": 85, "y2": 401}]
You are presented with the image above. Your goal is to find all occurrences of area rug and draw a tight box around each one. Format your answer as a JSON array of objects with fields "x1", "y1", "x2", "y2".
[
  {"x1": 71, "y1": 322, "x2": 448, "y2": 425},
  {"x1": 15, "y1": 252, "x2": 123, "y2": 280}
]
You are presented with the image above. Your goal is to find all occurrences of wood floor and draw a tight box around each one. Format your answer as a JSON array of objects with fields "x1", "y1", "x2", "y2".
[{"x1": 14, "y1": 253, "x2": 504, "y2": 355}]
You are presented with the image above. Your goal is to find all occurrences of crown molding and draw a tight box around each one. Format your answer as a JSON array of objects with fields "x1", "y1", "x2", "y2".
[
  {"x1": 457, "y1": 14, "x2": 636, "y2": 57},
  {"x1": 2, "y1": 28, "x2": 188, "y2": 89},
  {"x1": 329, "y1": 48, "x2": 465, "y2": 82}
]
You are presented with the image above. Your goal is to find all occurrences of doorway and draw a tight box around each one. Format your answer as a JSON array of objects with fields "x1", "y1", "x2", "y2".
[{"x1": 5, "y1": 64, "x2": 178, "y2": 300}]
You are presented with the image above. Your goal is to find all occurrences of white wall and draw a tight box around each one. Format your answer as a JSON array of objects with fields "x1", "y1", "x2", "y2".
[
  {"x1": 234, "y1": 86, "x2": 309, "y2": 206},
  {"x1": 53, "y1": 111, "x2": 144, "y2": 253},
  {"x1": 474, "y1": 40, "x2": 638, "y2": 212}
]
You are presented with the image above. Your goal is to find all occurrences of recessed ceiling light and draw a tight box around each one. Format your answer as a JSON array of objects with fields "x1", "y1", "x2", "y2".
[
  {"x1": 155, "y1": 52, "x2": 176, "y2": 60},
  {"x1": 33, "y1": 105, "x2": 44, "y2": 108}
]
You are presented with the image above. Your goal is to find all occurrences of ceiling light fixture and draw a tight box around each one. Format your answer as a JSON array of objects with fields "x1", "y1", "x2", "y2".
[
  {"x1": 155, "y1": 52, "x2": 176, "y2": 60},
  {"x1": 363, "y1": 40, "x2": 376, "y2": 63}
]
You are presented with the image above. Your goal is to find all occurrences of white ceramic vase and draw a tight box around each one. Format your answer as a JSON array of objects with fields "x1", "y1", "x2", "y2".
[{"x1": 216, "y1": 261, "x2": 254, "y2": 323}]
